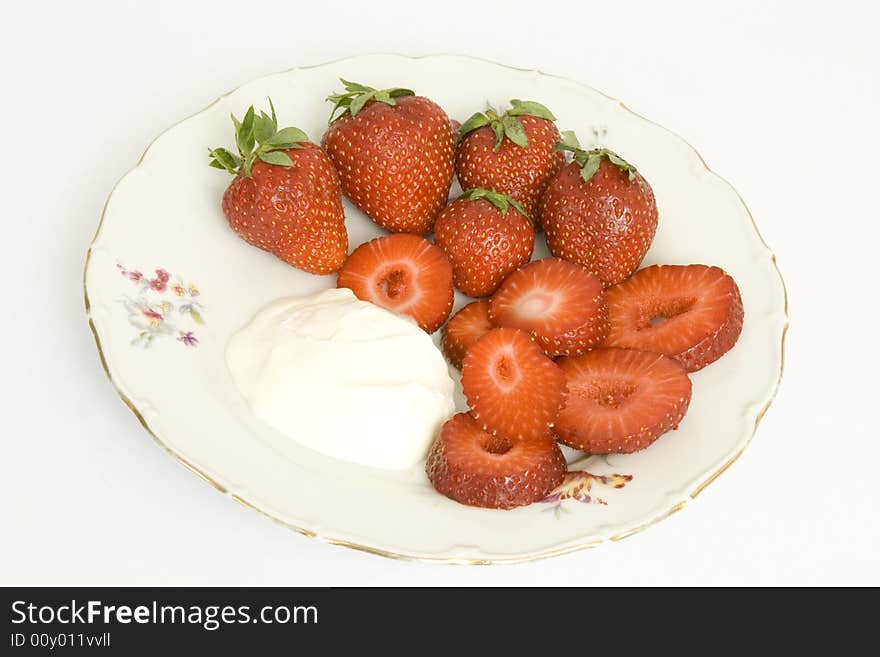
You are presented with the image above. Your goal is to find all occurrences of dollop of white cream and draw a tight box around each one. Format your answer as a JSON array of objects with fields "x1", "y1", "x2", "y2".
[{"x1": 226, "y1": 288, "x2": 455, "y2": 470}]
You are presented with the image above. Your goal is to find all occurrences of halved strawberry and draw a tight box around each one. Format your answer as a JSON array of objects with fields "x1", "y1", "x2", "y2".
[
  {"x1": 426, "y1": 413, "x2": 566, "y2": 509},
  {"x1": 442, "y1": 300, "x2": 492, "y2": 369},
  {"x1": 336, "y1": 234, "x2": 454, "y2": 333},
  {"x1": 489, "y1": 258, "x2": 610, "y2": 357},
  {"x1": 604, "y1": 264, "x2": 744, "y2": 372},
  {"x1": 461, "y1": 327, "x2": 567, "y2": 441},
  {"x1": 555, "y1": 348, "x2": 692, "y2": 454}
]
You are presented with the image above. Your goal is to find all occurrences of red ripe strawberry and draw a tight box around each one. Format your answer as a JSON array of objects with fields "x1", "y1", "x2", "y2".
[
  {"x1": 455, "y1": 100, "x2": 564, "y2": 224},
  {"x1": 555, "y1": 348, "x2": 692, "y2": 454},
  {"x1": 433, "y1": 188, "x2": 535, "y2": 297},
  {"x1": 321, "y1": 79, "x2": 454, "y2": 234},
  {"x1": 210, "y1": 100, "x2": 347, "y2": 275},
  {"x1": 542, "y1": 132, "x2": 658, "y2": 286},
  {"x1": 336, "y1": 233, "x2": 453, "y2": 333},
  {"x1": 461, "y1": 328, "x2": 567, "y2": 441},
  {"x1": 426, "y1": 412, "x2": 566, "y2": 509},
  {"x1": 442, "y1": 300, "x2": 492, "y2": 369},
  {"x1": 489, "y1": 258, "x2": 609, "y2": 357},
  {"x1": 603, "y1": 264, "x2": 744, "y2": 372}
]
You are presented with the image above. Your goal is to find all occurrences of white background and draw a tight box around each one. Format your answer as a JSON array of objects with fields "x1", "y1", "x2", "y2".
[{"x1": 2, "y1": 0, "x2": 878, "y2": 586}]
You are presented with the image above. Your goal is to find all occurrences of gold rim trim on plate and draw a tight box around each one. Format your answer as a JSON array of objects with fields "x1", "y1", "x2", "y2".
[{"x1": 83, "y1": 54, "x2": 789, "y2": 565}]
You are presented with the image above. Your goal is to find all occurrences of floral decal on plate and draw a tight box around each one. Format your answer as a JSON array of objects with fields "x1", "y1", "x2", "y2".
[
  {"x1": 116, "y1": 263, "x2": 204, "y2": 347},
  {"x1": 540, "y1": 470, "x2": 632, "y2": 516}
]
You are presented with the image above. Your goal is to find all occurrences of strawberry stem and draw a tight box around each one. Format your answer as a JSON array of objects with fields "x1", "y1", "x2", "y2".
[
  {"x1": 325, "y1": 79, "x2": 415, "y2": 124},
  {"x1": 208, "y1": 98, "x2": 308, "y2": 178},
  {"x1": 554, "y1": 131, "x2": 637, "y2": 183},
  {"x1": 457, "y1": 99, "x2": 556, "y2": 151},
  {"x1": 459, "y1": 187, "x2": 529, "y2": 220}
]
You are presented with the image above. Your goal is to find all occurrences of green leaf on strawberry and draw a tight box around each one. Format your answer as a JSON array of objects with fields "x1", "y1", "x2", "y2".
[
  {"x1": 208, "y1": 147, "x2": 240, "y2": 173},
  {"x1": 236, "y1": 106, "x2": 255, "y2": 155},
  {"x1": 556, "y1": 130, "x2": 582, "y2": 151},
  {"x1": 501, "y1": 115, "x2": 529, "y2": 148},
  {"x1": 258, "y1": 150, "x2": 294, "y2": 166},
  {"x1": 326, "y1": 79, "x2": 415, "y2": 123},
  {"x1": 458, "y1": 112, "x2": 491, "y2": 137},
  {"x1": 348, "y1": 90, "x2": 376, "y2": 117},
  {"x1": 253, "y1": 113, "x2": 275, "y2": 144},
  {"x1": 267, "y1": 127, "x2": 308, "y2": 147},
  {"x1": 507, "y1": 99, "x2": 556, "y2": 121},
  {"x1": 456, "y1": 99, "x2": 558, "y2": 152},
  {"x1": 460, "y1": 187, "x2": 529, "y2": 220},
  {"x1": 554, "y1": 131, "x2": 637, "y2": 183},
  {"x1": 209, "y1": 98, "x2": 308, "y2": 178},
  {"x1": 579, "y1": 153, "x2": 603, "y2": 182},
  {"x1": 268, "y1": 97, "x2": 278, "y2": 127},
  {"x1": 338, "y1": 79, "x2": 374, "y2": 94}
]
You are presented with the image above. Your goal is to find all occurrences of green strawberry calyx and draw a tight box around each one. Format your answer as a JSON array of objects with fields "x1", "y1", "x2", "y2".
[
  {"x1": 457, "y1": 99, "x2": 557, "y2": 151},
  {"x1": 460, "y1": 187, "x2": 529, "y2": 219},
  {"x1": 554, "y1": 130, "x2": 637, "y2": 183},
  {"x1": 208, "y1": 98, "x2": 309, "y2": 178},
  {"x1": 326, "y1": 79, "x2": 415, "y2": 124}
]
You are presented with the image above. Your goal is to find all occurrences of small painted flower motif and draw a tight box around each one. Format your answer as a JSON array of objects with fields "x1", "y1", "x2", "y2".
[
  {"x1": 122, "y1": 297, "x2": 174, "y2": 347},
  {"x1": 541, "y1": 470, "x2": 632, "y2": 516},
  {"x1": 142, "y1": 308, "x2": 163, "y2": 327},
  {"x1": 177, "y1": 331, "x2": 198, "y2": 347},
  {"x1": 179, "y1": 303, "x2": 204, "y2": 325},
  {"x1": 117, "y1": 263, "x2": 205, "y2": 348}
]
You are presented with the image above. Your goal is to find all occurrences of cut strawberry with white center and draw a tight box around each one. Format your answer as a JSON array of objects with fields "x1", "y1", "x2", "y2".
[
  {"x1": 603, "y1": 264, "x2": 744, "y2": 372},
  {"x1": 489, "y1": 258, "x2": 610, "y2": 357},
  {"x1": 337, "y1": 233, "x2": 454, "y2": 333},
  {"x1": 461, "y1": 327, "x2": 567, "y2": 441},
  {"x1": 442, "y1": 300, "x2": 492, "y2": 370},
  {"x1": 426, "y1": 413, "x2": 566, "y2": 509},
  {"x1": 555, "y1": 348, "x2": 692, "y2": 454}
]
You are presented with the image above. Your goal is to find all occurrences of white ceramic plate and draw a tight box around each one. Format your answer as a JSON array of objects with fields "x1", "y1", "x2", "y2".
[{"x1": 84, "y1": 54, "x2": 788, "y2": 564}]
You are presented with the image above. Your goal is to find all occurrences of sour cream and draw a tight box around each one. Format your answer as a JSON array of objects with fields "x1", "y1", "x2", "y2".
[{"x1": 226, "y1": 288, "x2": 455, "y2": 470}]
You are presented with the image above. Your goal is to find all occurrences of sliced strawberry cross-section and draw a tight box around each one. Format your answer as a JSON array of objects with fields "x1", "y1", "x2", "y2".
[
  {"x1": 442, "y1": 300, "x2": 493, "y2": 370},
  {"x1": 426, "y1": 413, "x2": 567, "y2": 509},
  {"x1": 489, "y1": 258, "x2": 610, "y2": 357},
  {"x1": 336, "y1": 233, "x2": 454, "y2": 333},
  {"x1": 555, "y1": 348, "x2": 692, "y2": 454},
  {"x1": 603, "y1": 264, "x2": 744, "y2": 372},
  {"x1": 461, "y1": 327, "x2": 567, "y2": 441}
]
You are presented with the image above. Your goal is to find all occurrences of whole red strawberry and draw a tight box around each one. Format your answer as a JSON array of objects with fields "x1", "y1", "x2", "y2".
[
  {"x1": 541, "y1": 131, "x2": 657, "y2": 287},
  {"x1": 433, "y1": 188, "x2": 535, "y2": 297},
  {"x1": 321, "y1": 79, "x2": 454, "y2": 234},
  {"x1": 455, "y1": 100, "x2": 564, "y2": 225},
  {"x1": 210, "y1": 100, "x2": 347, "y2": 275}
]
